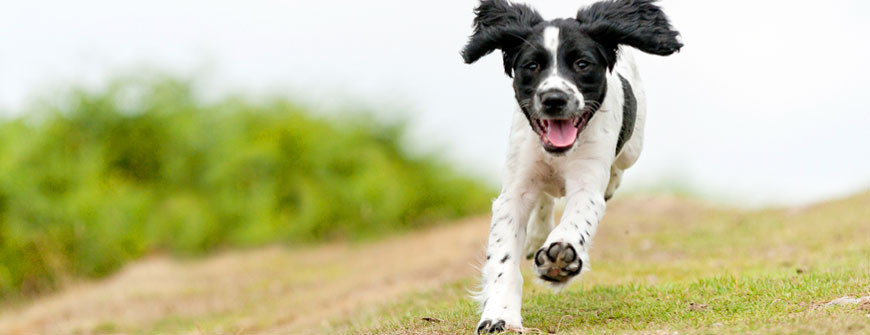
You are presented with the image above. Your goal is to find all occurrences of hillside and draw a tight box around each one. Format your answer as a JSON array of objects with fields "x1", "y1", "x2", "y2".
[{"x1": 2, "y1": 192, "x2": 869, "y2": 334}]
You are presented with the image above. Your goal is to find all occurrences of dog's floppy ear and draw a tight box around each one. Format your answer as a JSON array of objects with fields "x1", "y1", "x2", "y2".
[
  {"x1": 461, "y1": 0, "x2": 544, "y2": 77},
  {"x1": 577, "y1": 0, "x2": 682, "y2": 67}
]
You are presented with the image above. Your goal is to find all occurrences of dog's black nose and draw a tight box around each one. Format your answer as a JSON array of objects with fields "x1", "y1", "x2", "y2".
[{"x1": 540, "y1": 91, "x2": 569, "y2": 109}]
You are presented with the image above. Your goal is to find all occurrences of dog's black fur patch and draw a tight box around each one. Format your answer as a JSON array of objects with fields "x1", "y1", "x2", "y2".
[
  {"x1": 461, "y1": 0, "x2": 544, "y2": 77},
  {"x1": 616, "y1": 74, "x2": 636, "y2": 155},
  {"x1": 577, "y1": 0, "x2": 683, "y2": 70}
]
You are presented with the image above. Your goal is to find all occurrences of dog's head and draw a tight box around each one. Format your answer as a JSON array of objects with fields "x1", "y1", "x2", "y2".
[{"x1": 462, "y1": 0, "x2": 681, "y2": 154}]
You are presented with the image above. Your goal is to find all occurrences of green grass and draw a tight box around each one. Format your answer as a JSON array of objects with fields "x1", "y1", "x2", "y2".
[
  {"x1": 0, "y1": 75, "x2": 495, "y2": 299},
  {"x1": 346, "y1": 269, "x2": 869, "y2": 334},
  {"x1": 336, "y1": 192, "x2": 870, "y2": 334}
]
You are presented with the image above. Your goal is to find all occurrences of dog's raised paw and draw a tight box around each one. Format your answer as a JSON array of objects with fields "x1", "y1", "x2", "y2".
[
  {"x1": 534, "y1": 242, "x2": 582, "y2": 283},
  {"x1": 476, "y1": 319, "x2": 506, "y2": 334}
]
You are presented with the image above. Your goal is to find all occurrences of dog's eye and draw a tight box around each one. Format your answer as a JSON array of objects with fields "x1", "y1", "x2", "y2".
[
  {"x1": 574, "y1": 60, "x2": 590, "y2": 71},
  {"x1": 523, "y1": 62, "x2": 540, "y2": 71}
]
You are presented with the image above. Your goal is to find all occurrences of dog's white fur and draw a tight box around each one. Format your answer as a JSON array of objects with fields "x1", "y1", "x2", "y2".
[{"x1": 476, "y1": 35, "x2": 646, "y2": 329}]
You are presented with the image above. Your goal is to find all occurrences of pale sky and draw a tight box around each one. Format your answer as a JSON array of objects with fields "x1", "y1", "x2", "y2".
[{"x1": 1, "y1": 0, "x2": 869, "y2": 206}]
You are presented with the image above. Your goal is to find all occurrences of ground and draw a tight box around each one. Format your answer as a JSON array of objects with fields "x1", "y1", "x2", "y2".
[{"x1": 1, "y1": 192, "x2": 869, "y2": 335}]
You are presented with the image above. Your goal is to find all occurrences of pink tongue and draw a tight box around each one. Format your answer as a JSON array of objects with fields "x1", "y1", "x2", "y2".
[{"x1": 546, "y1": 120, "x2": 578, "y2": 147}]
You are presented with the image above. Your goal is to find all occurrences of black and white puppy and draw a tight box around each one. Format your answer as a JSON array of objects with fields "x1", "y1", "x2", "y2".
[{"x1": 461, "y1": 0, "x2": 681, "y2": 332}]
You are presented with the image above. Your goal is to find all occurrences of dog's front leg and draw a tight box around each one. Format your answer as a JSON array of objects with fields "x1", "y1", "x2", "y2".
[
  {"x1": 476, "y1": 189, "x2": 537, "y2": 333},
  {"x1": 533, "y1": 162, "x2": 610, "y2": 286}
]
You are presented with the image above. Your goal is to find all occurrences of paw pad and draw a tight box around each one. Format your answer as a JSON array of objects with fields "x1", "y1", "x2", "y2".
[
  {"x1": 477, "y1": 319, "x2": 506, "y2": 334},
  {"x1": 534, "y1": 242, "x2": 582, "y2": 283}
]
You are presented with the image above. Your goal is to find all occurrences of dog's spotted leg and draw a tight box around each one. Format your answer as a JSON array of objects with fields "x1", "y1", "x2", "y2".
[
  {"x1": 605, "y1": 167, "x2": 624, "y2": 201},
  {"x1": 524, "y1": 194, "x2": 555, "y2": 259},
  {"x1": 476, "y1": 191, "x2": 536, "y2": 333},
  {"x1": 534, "y1": 159, "x2": 611, "y2": 286},
  {"x1": 534, "y1": 189, "x2": 604, "y2": 285}
]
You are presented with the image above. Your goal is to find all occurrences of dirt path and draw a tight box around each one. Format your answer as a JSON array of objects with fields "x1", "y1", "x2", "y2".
[
  {"x1": 0, "y1": 217, "x2": 490, "y2": 335},
  {"x1": 0, "y1": 195, "x2": 768, "y2": 335}
]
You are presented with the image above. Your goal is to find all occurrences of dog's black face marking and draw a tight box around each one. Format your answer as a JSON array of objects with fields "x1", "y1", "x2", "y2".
[
  {"x1": 462, "y1": 0, "x2": 681, "y2": 154},
  {"x1": 511, "y1": 20, "x2": 612, "y2": 154}
]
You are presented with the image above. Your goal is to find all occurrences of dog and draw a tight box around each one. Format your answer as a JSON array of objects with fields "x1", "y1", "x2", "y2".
[{"x1": 461, "y1": 0, "x2": 681, "y2": 332}]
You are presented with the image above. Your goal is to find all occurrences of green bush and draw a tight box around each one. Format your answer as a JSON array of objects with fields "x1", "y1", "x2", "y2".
[{"x1": 0, "y1": 76, "x2": 495, "y2": 298}]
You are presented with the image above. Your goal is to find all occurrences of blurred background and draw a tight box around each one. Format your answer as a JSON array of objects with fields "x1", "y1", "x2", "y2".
[{"x1": 0, "y1": 0, "x2": 869, "y2": 322}]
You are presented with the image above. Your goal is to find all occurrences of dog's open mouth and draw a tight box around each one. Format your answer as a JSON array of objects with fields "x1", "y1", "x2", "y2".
[{"x1": 531, "y1": 112, "x2": 593, "y2": 153}]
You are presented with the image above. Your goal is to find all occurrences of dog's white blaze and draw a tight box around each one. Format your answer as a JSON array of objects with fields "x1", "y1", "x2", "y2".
[
  {"x1": 539, "y1": 26, "x2": 562, "y2": 92},
  {"x1": 543, "y1": 26, "x2": 560, "y2": 76},
  {"x1": 537, "y1": 26, "x2": 583, "y2": 106}
]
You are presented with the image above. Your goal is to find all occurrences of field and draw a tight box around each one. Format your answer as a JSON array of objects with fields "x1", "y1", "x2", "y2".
[{"x1": 2, "y1": 191, "x2": 868, "y2": 334}]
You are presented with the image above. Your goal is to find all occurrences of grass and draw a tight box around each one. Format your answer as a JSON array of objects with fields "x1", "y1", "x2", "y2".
[
  {"x1": 1, "y1": 193, "x2": 867, "y2": 334},
  {"x1": 335, "y1": 192, "x2": 870, "y2": 334},
  {"x1": 347, "y1": 269, "x2": 869, "y2": 334},
  {"x1": 0, "y1": 74, "x2": 494, "y2": 299}
]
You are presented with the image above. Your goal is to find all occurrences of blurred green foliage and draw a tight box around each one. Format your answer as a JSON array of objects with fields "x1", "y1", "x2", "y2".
[{"x1": 0, "y1": 76, "x2": 495, "y2": 298}]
